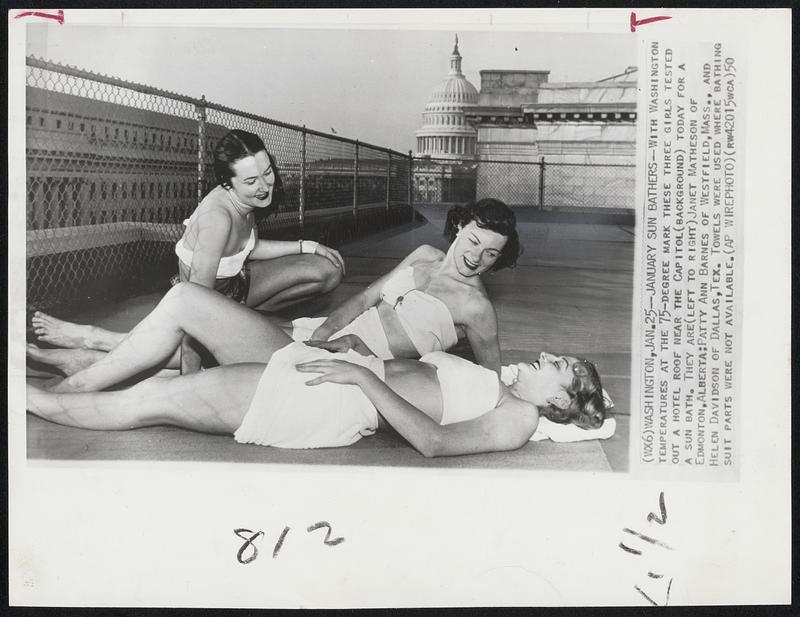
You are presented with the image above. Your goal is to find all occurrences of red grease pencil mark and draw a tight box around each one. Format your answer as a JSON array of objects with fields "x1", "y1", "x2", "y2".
[
  {"x1": 14, "y1": 9, "x2": 64, "y2": 24},
  {"x1": 630, "y1": 12, "x2": 671, "y2": 33}
]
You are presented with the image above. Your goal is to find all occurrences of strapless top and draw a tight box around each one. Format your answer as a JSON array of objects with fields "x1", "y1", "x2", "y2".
[
  {"x1": 174, "y1": 219, "x2": 256, "y2": 278},
  {"x1": 380, "y1": 266, "x2": 458, "y2": 356}
]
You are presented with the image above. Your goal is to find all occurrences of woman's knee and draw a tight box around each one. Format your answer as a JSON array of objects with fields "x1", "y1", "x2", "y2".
[
  {"x1": 163, "y1": 281, "x2": 212, "y2": 310},
  {"x1": 311, "y1": 257, "x2": 343, "y2": 293}
]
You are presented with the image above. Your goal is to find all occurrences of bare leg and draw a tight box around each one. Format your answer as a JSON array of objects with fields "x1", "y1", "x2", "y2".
[
  {"x1": 50, "y1": 282, "x2": 291, "y2": 393},
  {"x1": 27, "y1": 342, "x2": 182, "y2": 374},
  {"x1": 246, "y1": 254, "x2": 343, "y2": 311},
  {"x1": 31, "y1": 312, "x2": 126, "y2": 351},
  {"x1": 27, "y1": 344, "x2": 107, "y2": 375},
  {"x1": 27, "y1": 363, "x2": 265, "y2": 433}
]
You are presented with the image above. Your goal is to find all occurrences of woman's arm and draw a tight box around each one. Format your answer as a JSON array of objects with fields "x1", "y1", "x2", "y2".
[
  {"x1": 463, "y1": 297, "x2": 502, "y2": 374},
  {"x1": 250, "y1": 239, "x2": 346, "y2": 271},
  {"x1": 359, "y1": 373, "x2": 534, "y2": 456},
  {"x1": 295, "y1": 360, "x2": 536, "y2": 457},
  {"x1": 310, "y1": 244, "x2": 441, "y2": 340},
  {"x1": 188, "y1": 209, "x2": 231, "y2": 289}
]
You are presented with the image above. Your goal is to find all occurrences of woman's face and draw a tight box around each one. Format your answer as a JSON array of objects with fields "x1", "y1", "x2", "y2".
[
  {"x1": 513, "y1": 351, "x2": 578, "y2": 410},
  {"x1": 452, "y1": 221, "x2": 508, "y2": 277},
  {"x1": 228, "y1": 151, "x2": 275, "y2": 208}
]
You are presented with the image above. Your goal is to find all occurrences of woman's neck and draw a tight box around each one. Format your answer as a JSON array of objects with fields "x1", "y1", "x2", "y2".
[{"x1": 226, "y1": 188, "x2": 254, "y2": 218}]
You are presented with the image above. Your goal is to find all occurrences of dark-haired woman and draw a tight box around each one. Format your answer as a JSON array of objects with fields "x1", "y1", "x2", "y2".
[
  {"x1": 30, "y1": 198, "x2": 521, "y2": 375},
  {"x1": 172, "y1": 129, "x2": 344, "y2": 371},
  {"x1": 177, "y1": 129, "x2": 344, "y2": 307},
  {"x1": 292, "y1": 197, "x2": 521, "y2": 373}
]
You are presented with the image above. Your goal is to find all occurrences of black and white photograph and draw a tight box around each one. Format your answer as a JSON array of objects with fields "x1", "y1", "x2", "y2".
[
  {"x1": 22, "y1": 24, "x2": 635, "y2": 468},
  {"x1": 7, "y1": 8, "x2": 791, "y2": 608}
]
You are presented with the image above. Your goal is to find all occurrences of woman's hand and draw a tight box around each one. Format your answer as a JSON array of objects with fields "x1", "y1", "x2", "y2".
[
  {"x1": 309, "y1": 323, "x2": 334, "y2": 341},
  {"x1": 314, "y1": 244, "x2": 346, "y2": 274},
  {"x1": 305, "y1": 334, "x2": 374, "y2": 356},
  {"x1": 295, "y1": 359, "x2": 372, "y2": 386}
]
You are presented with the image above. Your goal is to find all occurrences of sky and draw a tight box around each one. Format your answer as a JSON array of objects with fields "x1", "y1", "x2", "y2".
[{"x1": 26, "y1": 22, "x2": 635, "y2": 154}]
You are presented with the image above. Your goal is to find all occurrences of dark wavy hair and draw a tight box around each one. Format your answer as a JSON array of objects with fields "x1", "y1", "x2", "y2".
[
  {"x1": 444, "y1": 198, "x2": 521, "y2": 271},
  {"x1": 539, "y1": 358, "x2": 607, "y2": 430},
  {"x1": 213, "y1": 129, "x2": 285, "y2": 218}
]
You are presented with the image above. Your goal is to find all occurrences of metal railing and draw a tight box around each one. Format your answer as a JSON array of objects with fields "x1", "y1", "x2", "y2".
[
  {"x1": 25, "y1": 56, "x2": 413, "y2": 310},
  {"x1": 412, "y1": 155, "x2": 635, "y2": 211}
]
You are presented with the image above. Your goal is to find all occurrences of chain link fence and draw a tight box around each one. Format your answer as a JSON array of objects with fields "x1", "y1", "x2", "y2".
[
  {"x1": 25, "y1": 56, "x2": 413, "y2": 311},
  {"x1": 412, "y1": 156, "x2": 635, "y2": 211}
]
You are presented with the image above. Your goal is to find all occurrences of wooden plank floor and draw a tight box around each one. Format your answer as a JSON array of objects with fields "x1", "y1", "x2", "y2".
[{"x1": 25, "y1": 206, "x2": 633, "y2": 472}]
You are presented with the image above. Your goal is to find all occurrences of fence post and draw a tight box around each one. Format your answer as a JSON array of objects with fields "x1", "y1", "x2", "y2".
[
  {"x1": 353, "y1": 140, "x2": 359, "y2": 221},
  {"x1": 299, "y1": 125, "x2": 307, "y2": 234},
  {"x1": 385, "y1": 152, "x2": 392, "y2": 211},
  {"x1": 538, "y1": 155, "x2": 546, "y2": 210},
  {"x1": 408, "y1": 150, "x2": 414, "y2": 222},
  {"x1": 196, "y1": 95, "x2": 207, "y2": 207}
]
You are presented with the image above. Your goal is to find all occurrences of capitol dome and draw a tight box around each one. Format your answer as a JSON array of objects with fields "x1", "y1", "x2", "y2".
[{"x1": 415, "y1": 36, "x2": 478, "y2": 160}]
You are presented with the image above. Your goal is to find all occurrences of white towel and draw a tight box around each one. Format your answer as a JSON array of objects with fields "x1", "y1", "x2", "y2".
[{"x1": 500, "y1": 365, "x2": 617, "y2": 442}]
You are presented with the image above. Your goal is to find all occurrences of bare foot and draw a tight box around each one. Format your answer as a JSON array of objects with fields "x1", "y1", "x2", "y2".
[
  {"x1": 31, "y1": 311, "x2": 104, "y2": 349},
  {"x1": 26, "y1": 343, "x2": 105, "y2": 376}
]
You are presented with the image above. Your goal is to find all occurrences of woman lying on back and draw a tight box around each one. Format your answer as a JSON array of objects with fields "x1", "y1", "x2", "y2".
[{"x1": 27, "y1": 283, "x2": 607, "y2": 457}]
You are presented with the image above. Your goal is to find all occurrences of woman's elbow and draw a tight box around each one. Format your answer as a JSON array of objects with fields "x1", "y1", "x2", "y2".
[{"x1": 417, "y1": 434, "x2": 443, "y2": 458}]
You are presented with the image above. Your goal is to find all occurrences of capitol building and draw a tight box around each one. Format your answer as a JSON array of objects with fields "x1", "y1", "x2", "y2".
[
  {"x1": 413, "y1": 36, "x2": 637, "y2": 208},
  {"x1": 415, "y1": 36, "x2": 478, "y2": 160}
]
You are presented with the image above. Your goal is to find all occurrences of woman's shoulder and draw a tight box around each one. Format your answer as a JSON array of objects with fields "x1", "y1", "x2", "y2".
[
  {"x1": 407, "y1": 244, "x2": 445, "y2": 264},
  {"x1": 188, "y1": 200, "x2": 234, "y2": 239},
  {"x1": 195, "y1": 188, "x2": 234, "y2": 221},
  {"x1": 457, "y1": 282, "x2": 495, "y2": 320}
]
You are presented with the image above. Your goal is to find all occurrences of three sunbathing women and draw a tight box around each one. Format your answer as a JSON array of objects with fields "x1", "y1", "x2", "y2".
[{"x1": 25, "y1": 128, "x2": 606, "y2": 457}]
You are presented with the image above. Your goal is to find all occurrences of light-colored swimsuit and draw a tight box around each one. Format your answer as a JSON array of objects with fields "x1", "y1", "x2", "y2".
[
  {"x1": 234, "y1": 343, "x2": 501, "y2": 449},
  {"x1": 172, "y1": 186, "x2": 257, "y2": 303},
  {"x1": 291, "y1": 266, "x2": 458, "y2": 359},
  {"x1": 420, "y1": 351, "x2": 500, "y2": 425},
  {"x1": 175, "y1": 222, "x2": 256, "y2": 278}
]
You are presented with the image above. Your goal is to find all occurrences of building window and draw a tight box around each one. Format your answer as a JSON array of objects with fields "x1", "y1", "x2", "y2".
[
  {"x1": 39, "y1": 117, "x2": 44, "y2": 127},
  {"x1": 56, "y1": 119, "x2": 62, "y2": 129}
]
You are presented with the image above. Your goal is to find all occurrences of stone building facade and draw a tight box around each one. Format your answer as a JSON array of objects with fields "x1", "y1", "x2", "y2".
[{"x1": 414, "y1": 38, "x2": 637, "y2": 209}]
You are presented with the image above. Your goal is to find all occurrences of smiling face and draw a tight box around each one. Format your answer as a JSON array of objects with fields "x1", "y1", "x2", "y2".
[
  {"x1": 451, "y1": 221, "x2": 508, "y2": 277},
  {"x1": 228, "y1": 151, "x2": 275, "y2": 208},
  {"x1": 512, "y1": 352, "x2": 579, "y2": 410}
]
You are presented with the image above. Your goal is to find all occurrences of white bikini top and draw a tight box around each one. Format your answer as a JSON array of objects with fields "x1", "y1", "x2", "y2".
[
  {"x1": 420, "y1": 351, "x2": 501, "y2": 425},
  {"x1": 174, "y1": 219, "x2": 256, "y2": 278},
  {"x1": 380, "y1": 266, "x2": 458, "y2": 355}
]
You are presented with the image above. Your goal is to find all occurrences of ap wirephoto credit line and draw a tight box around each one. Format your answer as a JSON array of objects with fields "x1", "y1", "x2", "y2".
[{"x1": 637, "y1": 36, "x2": 741, "y2": 478}]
